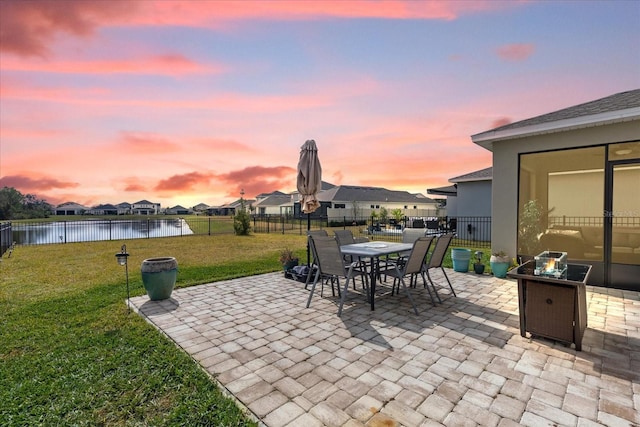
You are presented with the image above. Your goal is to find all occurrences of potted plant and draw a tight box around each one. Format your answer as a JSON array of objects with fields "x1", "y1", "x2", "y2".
[
  {"x1": 518, "y1": 199, "x2": 544, "y2": 257},
  {"x1": 279, "y1": 247, "x2": 299, "y2": 272},
  {"x1": 490, "y1": 250, "x2": 511, "y2": 278},
  {"x1": 141, "y1": 257, "x2": 178, "y2": 300},
  {"x1": 473, "y1": 251, "x2": 485, "y2": 274}
]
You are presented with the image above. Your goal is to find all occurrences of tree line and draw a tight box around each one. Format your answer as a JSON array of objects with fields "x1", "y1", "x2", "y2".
[{"x1": 0, "y1": 187, "x2": 53, "y2": 220}]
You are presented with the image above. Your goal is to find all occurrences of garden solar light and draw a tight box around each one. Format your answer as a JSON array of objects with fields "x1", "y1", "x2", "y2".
[{"x1": 115, "y1": 244, "x2": 131, "y2": 312}]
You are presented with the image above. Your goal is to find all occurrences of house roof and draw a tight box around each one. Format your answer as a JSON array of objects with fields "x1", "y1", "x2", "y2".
[
  {"x1": 132, "y1": 199, "x2": 156, "y2": 205},
  {"x1": 254, "y1": 193, "x2": 292, "y2": 207},
  {"x1": 316, "y1": 185, "x2": 435, "y2": 204},
  {"x1": 320, "y1": 181, "x2": 336, "y2": 191},
  {"x1": 93, "y1": 204, "x2": 118, "y2": 210},
  {"x1": 449, "y1": 167, "x2": 493, "y2": 183},
  {"x1": 56, "y1": 202, "x2": 87, "y2": 209},
  {"x1": 472, "y1": 89, "x2": 640, "y2": 149},
  {"x1": 427, "y1": 185, "x2": 457, "y2": 197},
  {"x1": 256, "y1": 190, "x2": 286, "y2": 199}
]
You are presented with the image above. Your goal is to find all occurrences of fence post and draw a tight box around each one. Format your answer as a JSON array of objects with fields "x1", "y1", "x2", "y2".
[{"x1": 64, "y1": 221, "x2": 67, "y2": 244}]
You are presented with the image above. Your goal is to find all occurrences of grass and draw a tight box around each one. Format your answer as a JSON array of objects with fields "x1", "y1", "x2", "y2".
[
  {"x1": 0, "y1": 230, "x2": 492, "y2": 426},
  {"x1": 0, "y1": 233, "x2": 307, "y2": 427}
]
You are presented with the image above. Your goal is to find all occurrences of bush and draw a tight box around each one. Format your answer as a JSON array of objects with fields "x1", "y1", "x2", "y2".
[{"x1": 233, "y1": 201, "x2": 251, "y2": 235}]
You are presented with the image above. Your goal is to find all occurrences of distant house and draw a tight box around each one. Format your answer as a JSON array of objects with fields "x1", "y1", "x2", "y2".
[
  {"x1": 294, "y1": 184, "x2": 440, "y2": 221},
  {"x1": 471, "y1": 88, "x2": 640, "y2": 289},
  {"x1": 88, "y1": 204, "x2": 118, "y2": 215},
  {"x1": 437, "y1": 167, "x2": 492, "y2": 241},
  {"x1": 55, "y1": 202, "x2": 87, "y2": 215},
  {"x1": 209, "y1": 198, "x2": 255, "y2": 216},
  {"x1": 131, "y1": 200, "x2": 160, "y2": 215},
  {"x1": 253, "y1": 191, "x2": 294, "y2": 216},
  {"x1": 116, "y1": 202, "x2": 131, "y2": 215},
  {"x1": 166, "y1": 205, "x2": 191, "y2": 215},
  {"x1": 447, "y1": 167, "x2": 492, "y2": 218},
  {"x1": 192, "y1": 203, "x2": 209, "y2": 213}
]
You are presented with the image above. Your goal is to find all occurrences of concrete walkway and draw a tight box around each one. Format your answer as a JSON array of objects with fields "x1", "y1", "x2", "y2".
[{"x1": 130, "y1": 270, "x2": 640, "y2": 427}]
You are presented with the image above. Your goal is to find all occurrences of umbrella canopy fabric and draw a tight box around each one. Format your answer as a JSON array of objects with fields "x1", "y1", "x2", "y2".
[{"x1": 297, "y1": 139, "x2": 322, "y2": 214}]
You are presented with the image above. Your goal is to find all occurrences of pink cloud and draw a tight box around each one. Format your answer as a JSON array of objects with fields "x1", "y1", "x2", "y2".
[
  {"x1": 216, "y1": 165, "x2": 297, "y2": 197},
  {"x1": 0, "y1": 174, "x2": 79, "y2": 192},
  {"x1": 117, "y1": 132, "x2": 182, "y2": 154},
  {"x1": 1, "y1": 54, "x2": 220, "y2": 76},
  {"x1": 124, "y1": 182, "x2": 146, "y2": 192},
  {"x1": 491, "y1": 117, "x2": 513, "y2": 128},
  {"x1": 154, "y1": 172, "x2": 216, "y2": 192},
  {"x1": 1, "y1": 0, "x2": 524, "y2": 57},
  {"x1": 0, "y1": 0, "x2": 137, "y2": 57},
  {"x1": 496, "y1": 43, "x2": 536, "y2": 61},
  {"x1": 137, "y1": 1, "x2": 520, "y2": 25}
]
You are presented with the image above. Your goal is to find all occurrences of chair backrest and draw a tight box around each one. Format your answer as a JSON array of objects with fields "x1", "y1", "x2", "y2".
[
  {"x1": 427, "y1": 233, "x2": 454, "y2": 268},
  {"x1": 402, "y1": 228, "x2": 426, "y2": 244},
  {"x1": 334, "y1": 229, "x2": 356, "y2": 246},
  {"x1": 403, "y1": 236, "x2": 435, "y2": 274},
  {"x1": 307, "y1": 229, "x2": 328, "y2": 238},
  {"x1": 311, "y1": 236, "x2": 347, "y2": 277},
  {"x1": 426, "y1": 219, "x2": 439, "y2": 231}
]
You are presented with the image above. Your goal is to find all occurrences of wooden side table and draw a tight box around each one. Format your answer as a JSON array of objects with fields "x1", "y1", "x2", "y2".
[{"x1": 507, "y1": 261, "x2": 591, "y2": 351}]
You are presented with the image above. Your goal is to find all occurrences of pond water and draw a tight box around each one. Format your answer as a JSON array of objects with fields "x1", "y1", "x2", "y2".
[{"x1": 12, "y1": 219, "x2": 193, "y2": 245}]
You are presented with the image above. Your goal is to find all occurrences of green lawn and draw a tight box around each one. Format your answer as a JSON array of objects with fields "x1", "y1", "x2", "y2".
[
  {"x1": 0, "y1": 233, "x2": 306, "y2": 427},
  {"x1": 0, "y1": 230, "x2": 493, "y2": 426}
]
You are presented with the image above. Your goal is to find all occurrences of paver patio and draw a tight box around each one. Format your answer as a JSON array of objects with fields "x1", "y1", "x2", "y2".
[{"x1": 130, "y1": 269, "x2": 640, "y2": 427}]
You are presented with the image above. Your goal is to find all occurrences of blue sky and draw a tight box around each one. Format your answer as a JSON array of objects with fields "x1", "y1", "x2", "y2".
[{"x1": 1, "y1": 0, "x2": 638, "y2": 208}]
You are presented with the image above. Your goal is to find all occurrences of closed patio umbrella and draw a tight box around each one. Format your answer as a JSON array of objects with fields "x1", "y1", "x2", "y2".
[
  {"x1": 297, "y1": 139, "x2": 322, "y2": 214},
  {"x1": 297, "y1": 139, "x2": 322, "y2": 266}
]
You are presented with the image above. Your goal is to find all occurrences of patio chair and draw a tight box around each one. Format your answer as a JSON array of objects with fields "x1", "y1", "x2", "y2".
[
  {"x1": 424, "y1": 233, "x2": 456, "y2": 299},
  {"x1": 334, "y1": 229, "x2": 369, "y2": 245},
  {"x1": 334, "y1": 229, "x2": 369, "y2": 284},
  {"x1": 382, "y1": 228, "x2": 427, "y2": 280},
  {"x1": 380, "y1": 236, "x2": 436, "y2": 313},
  {"x1": 304, "y1": 230, "x2": 329, "y2": 288},
  {"x1": 306, "y1": 236, "x2": 370, "y2": 316}
]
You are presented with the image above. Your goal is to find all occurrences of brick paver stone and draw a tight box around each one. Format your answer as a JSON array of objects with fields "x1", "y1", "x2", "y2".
[{"x1": 129, "y1": 271, "x2": 640, "y2": 427}]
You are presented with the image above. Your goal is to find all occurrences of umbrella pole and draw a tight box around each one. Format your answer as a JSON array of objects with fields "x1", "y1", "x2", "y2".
[{"x1": 306, "y1": 213, "x2": 311, "y2": 267}]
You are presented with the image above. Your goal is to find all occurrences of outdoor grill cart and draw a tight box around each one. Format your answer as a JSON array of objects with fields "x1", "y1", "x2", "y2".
[{"x1": 507, "y1": 255, "x2": 592, "y2": 351}]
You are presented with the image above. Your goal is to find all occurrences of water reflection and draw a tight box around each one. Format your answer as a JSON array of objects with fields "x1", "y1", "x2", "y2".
[{"x1": 13, "y1": 219, "x2": 193, "y2": 245}]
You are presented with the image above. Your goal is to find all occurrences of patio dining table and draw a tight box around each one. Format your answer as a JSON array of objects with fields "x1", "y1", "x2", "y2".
[{"x1": 340, "y1": 241, "x2": 413, "y2": 311}]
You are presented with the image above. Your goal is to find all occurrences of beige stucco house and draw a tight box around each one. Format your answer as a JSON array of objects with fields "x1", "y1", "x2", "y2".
[{"x1": 472, "y1": 89, "x2": 640, "y2": 290}]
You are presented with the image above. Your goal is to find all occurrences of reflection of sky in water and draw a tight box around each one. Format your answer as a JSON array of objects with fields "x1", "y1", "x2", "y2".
[{"x1": 12, "y1": 220, "x2": 193, "y2": 244}]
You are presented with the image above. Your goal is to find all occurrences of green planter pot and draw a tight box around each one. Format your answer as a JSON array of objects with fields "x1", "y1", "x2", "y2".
[{"x1": 141, "y1": 257, "x2": 178, "y2": 300}]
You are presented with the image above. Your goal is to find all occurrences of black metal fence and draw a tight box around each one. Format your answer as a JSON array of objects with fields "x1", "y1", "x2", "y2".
[
  {"x1": 1, "y1": 221, "x2": 12, "y2": 256},
  {"x1": 6, "y1": 215, "x2": 493, "y2": 249},
  {"x1": 251, "y1": 215, "x2": 492, "y2": 249},
  {"x1": 9, "y1": 217, "x2": 233, "y2": 246}
]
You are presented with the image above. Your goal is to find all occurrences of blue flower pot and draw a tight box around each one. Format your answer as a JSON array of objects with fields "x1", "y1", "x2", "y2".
[
  {"x1": 490, "y1": 261, "x2": 510, "y2": 278},
  {"x1": 451, "y1": 248, "x2": 471, "y2": 273}
]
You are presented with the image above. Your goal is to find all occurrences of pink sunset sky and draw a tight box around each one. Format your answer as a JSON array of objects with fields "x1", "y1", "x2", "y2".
[{"x1": 1, "y1": 0, "x2": 639, "y2": 208}]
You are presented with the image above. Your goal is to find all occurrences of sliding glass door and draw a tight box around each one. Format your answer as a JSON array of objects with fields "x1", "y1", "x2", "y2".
[
  {"x1": 606, "y1": 142, "x2": 640, "y2": 289},
  {"x1": 518, "y1": 141, "x2": 640, "y2": 289}
]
